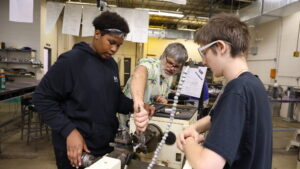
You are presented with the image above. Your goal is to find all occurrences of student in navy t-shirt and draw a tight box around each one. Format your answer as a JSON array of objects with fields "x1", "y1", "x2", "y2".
[{"x1": 176, "y1": 13, "x2": 272, "y2": 169}]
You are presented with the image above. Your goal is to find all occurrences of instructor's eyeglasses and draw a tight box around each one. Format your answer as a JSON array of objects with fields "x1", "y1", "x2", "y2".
[{"x1": 165, "y1": 56, "x2": 181, "y2": 70}]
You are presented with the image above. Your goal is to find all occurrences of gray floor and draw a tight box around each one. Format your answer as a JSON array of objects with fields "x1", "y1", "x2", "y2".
[
  {"x1": 272, "y1": 116, "x2": 300, "y2": 169},
  {"x1": 0, "y1": 116, "x2": 299, "y2": 169}
]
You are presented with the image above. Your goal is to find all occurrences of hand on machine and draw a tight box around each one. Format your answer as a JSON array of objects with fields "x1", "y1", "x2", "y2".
[
  {"x1": 80, "y1": 103, "x2": 159, "y2": 169},
  {"x1": 133, "y1": 105, "x2": 147, "y2": 152}
]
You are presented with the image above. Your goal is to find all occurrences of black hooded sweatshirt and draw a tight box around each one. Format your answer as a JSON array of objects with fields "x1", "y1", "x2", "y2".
[{"x1": 33, "y1": 42, "x2": 133, "y2": 156}]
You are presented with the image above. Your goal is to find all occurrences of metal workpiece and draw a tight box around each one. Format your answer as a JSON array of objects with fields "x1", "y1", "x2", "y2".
[
  {"x1": 108, "y1": 128, "x2": 134, "y2": 168},
  {"x1": 132, "y1": 123, "x2": 163, "y2": 154},
  {"x1": 111, "y1": 125, "x2": 158, "y2": 154},
  {"x1": 107, "y1": 126, "x2": 162, "y2": 168},
  {"x1": 81, "y1": 152, "x2": 96, "y2": 168},
  {"x1": 111, "y1": 124, "x2": 163, "y2": 155}
]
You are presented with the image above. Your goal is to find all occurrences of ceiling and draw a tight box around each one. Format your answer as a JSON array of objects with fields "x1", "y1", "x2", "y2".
[{"x1": 59, "y1": 0, "x2": 255, "y2": 30}]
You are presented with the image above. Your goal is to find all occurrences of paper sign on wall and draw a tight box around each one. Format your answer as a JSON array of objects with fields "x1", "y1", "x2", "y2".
[
  {"x1": 62, "y1": 4, "x2": 82, "y2": 36},
  {"x1": 9, "y1": 0, "x2": 33, "y2": 23},
  {"x1": 111, "y1": 8, "x2": 149, "y2": 43},
  {"x1": 45, "y1": 2, "x2": 65, "y2": 34},
  {"x1": 82, "y1": 6, "x2": 101, "y2": 37}
]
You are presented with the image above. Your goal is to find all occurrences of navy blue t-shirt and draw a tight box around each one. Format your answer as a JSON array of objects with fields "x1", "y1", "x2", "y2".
[{"x1": 203, "y1": 72, "x2": 272, "y2": 169}]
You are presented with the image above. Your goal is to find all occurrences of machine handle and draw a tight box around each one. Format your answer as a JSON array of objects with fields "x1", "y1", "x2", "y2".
[{"x1": 137, "y1": 105, "x2": 146, "y2": 144}]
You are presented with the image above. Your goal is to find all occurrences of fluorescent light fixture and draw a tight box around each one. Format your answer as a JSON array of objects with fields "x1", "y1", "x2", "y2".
[
  {"x1": 197, "y1": 16, "x2": 209, "y2": 20},
  {"x1": 177, "y1": 28, "x2": 196, "y2": 31},
  {"x1": 149, "y1": 11, "x2": 184, "y2": 18}
]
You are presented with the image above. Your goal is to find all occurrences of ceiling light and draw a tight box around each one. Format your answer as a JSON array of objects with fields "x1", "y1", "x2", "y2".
[
  {"x1": 149, "y1": 11, "x2": 184, "y2": 18},
  {"x1": 177, "y1": 28, "x2": 196, "y2": 31},
  {"x1": 197, "y1": 16, "x2": 209, "y2": 20}
]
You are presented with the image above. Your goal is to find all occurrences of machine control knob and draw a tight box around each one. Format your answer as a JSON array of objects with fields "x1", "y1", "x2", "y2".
[{"x1": 165, "y1": 131, "x2": 176, "y2": 145}]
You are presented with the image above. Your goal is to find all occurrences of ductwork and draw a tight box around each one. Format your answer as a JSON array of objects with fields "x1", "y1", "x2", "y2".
[
  {"x1": 148, "y1": 28, "x2": 194, "y2": 40},
  {"x1": 240, "y1": 0, "x2": 300, "y2": 25}
]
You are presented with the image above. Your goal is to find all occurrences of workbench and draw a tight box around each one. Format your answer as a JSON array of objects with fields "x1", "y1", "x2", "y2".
[
  {"x1": 0, "y1": 80, "x2": 39, "y2": 101},
  {"x1": 0, "y1": 80, "x2": 39, "y2": 153},
  {"x1": 270, "y1": 98, "x2": 300, "y2": 122},
  {"x1": 128, "y1": 159, "x2": 173, "y2": 169}
]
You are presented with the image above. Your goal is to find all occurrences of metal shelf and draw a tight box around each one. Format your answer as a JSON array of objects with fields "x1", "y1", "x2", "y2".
[
  {"x1": 0, "y1": 61, "x2": 43, "y2": 68},
  {"x1": 6, "y1": 74, "x2": 35, "y2": 78},
  {"x1": 0, "y1": 61, "x2": 32, "y2": 64},
  {"x1": 0, "y1": 49, "x2": 36, "y2": 52}
]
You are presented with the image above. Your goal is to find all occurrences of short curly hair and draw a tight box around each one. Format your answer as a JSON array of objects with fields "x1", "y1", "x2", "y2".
[{"x1": 92, "y1": 11, "x2": 130, "y2": 34}]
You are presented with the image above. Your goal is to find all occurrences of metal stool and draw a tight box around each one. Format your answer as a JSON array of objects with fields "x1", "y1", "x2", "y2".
[
  {"x1": 20, "y1": 97, "x2": 48, "y2": 147},
  {"x1": 20, "y1": 97, "x2": 31, "y2": 141}
]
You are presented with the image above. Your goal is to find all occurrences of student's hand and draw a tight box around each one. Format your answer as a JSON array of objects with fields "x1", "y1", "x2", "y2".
[
  {"x1": 66, "y1": 129, "x2": 90, "y2": 168},
  {"x1": 176, "y1": 125, "x2": 204, "y2": 152},
  {"x1": 155, "y1": 96, "x2": 168, "y2": 104},
  {"x1": 133, "y1": 102, "x2": 149, "y2": 133}
]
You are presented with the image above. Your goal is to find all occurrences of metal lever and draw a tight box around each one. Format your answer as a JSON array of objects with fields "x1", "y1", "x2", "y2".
[
  {"x1": 137, "y1": 105, "x2": 146, "y2": 143},
  {"x1": 123, "y1": 153, "x2": 134, "y2": 169}
]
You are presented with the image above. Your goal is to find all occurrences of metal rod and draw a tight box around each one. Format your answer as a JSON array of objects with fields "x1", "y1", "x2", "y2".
[
  {"x1": 247, "y1": 58, "x2": 276, "y2": 62},
  {"x1": 273, "y1": 128, "x2": 297, "y2": 132},
  {"x1": 0, "y1": 115, "x2": 21, "y2": 128},
  {"x1": 66, "y1": 1, "x2": 96, "y2": 6},
  {"x1": 296, "y1": 19, "x2": 300, "y2": 51}
]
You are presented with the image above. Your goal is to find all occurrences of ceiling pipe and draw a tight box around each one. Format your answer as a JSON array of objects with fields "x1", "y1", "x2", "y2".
[{"x1": 240, "y1": 0, "x2": 300, "y2": 25}]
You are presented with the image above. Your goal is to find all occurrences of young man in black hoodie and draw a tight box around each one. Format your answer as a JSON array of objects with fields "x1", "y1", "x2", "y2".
[{"x1": 33, "y1": 11, "x2": 136, "y2": 169}]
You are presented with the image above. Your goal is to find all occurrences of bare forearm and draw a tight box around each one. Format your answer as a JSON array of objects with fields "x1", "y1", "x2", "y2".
[
  {"x1": 183, "y1": 137, "x2": 226, "y2": 169},
  {"x1": 131, "y1": 66, "x2": 148, "y2": 103},
  {"x1": 184, "y1": 137, "x2": 205, "y2": 168},
  {"x1": 193, "y1": 115, "x2": 211, "y2": 133}
]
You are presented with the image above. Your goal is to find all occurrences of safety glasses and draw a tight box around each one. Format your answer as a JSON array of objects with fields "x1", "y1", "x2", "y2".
[
  {"x1": 102, "y1": 28, "x2": 127, "y2": 38},
  {"x1": 198, "y1": 40, "x2": 231, "y2": 58}
]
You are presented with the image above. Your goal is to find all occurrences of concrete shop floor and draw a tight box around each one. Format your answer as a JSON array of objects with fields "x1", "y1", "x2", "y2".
[{"x1": 0, "y1": 116, "x2": 299, "y2": 169}]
